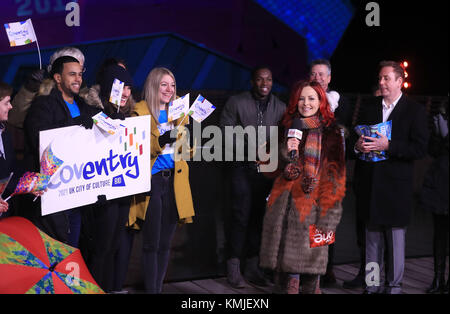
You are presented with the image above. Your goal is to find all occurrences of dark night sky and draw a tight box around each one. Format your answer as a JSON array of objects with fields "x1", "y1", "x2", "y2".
[{"x1": 330, "y1": 0, "x2": 449, "y2": 96}]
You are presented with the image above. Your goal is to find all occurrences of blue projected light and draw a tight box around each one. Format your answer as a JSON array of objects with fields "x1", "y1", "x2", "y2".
[{"x1": 254, "y1": 0, "x2": 354, "y2": 61}]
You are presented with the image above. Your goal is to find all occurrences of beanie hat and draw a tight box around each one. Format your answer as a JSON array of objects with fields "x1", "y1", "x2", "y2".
[{"x1": 99, "y1": 64, "x2": 133, "y2": 100}]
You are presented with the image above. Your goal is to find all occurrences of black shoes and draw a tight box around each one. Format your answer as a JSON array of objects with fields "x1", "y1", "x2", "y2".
[
  {"x1": 320, "y1": 269, "x2": 337, "y2": 287},
  {"x1": 426, "y1": 276, "x2": 447, "y2": 294},
  {"x1": 226, "y1": 258, "x2": 246, "y2": 289},
  {"x1": 343, "y1": 272, "x2": 366, "y2": 289},
  {"x1": 243, "y1": 256, "x2": 269, "y2": 287},
  {"x1": 227, "y1": 256, "x2": 270, "y2": 288}
]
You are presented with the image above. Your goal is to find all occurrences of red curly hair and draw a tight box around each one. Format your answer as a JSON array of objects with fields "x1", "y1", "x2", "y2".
[{"x1": 281, "y1": 80, "x2": 335, "y2": 130}]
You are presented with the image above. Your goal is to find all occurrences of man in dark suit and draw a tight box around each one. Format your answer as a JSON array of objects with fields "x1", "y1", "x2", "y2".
[{"x1": 352, "y1": 60, "x2": 429, "y2": 294}]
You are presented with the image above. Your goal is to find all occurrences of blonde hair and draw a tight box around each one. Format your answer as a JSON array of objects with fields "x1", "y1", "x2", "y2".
[{"x1": 142, "y1": 67, "x2": 176, "y2": 124}]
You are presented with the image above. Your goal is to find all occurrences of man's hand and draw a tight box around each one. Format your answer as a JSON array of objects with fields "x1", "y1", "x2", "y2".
[
  {"x1": 0, "y1": 198, "x2": 9, "y2": 213},
  {"x1": 355, "y1": 135, "x2": 369, "y2": 153},
  {"x1": 362, "y1": 131, "x2": 389, "y2": 152},
  {"x1": 75, "y1": 114, "x2": 94, "y2": 129}
]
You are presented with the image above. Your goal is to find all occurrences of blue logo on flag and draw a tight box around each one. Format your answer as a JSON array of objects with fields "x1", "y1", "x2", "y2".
[{"x1": 112, "y1": 174, "x2": 126, "y2": 187}]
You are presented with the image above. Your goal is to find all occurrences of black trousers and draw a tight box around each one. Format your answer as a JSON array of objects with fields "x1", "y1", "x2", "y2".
[
  {"x1": 355, "y1": 215, "x2": 367, "y2": 272},
  {"x1": 352, "y1": 196, "x2": 367, "y2": 273},
  {"x1": 113, "y1": 226, "x2": 136, "y2": 291},
  {"x1": 87, "y1": 196, "x2": 131, "y2": 292},
  {"x1": 228, "y1": 164, "x2": 273, "y2": 260},
  {"x1": 432, "y1": 213, "x2": 449, "y2": 275},
  {"x1": 142, "y1": 171, "x2": 178, "y2": 294}
]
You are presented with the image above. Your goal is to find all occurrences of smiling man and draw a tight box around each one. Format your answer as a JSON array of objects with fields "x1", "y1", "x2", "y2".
[
  {"x1": 23, "y1": 55, "x2": 99, "y2": 248},
  {"x1": 351, "y1": 60, "x2": 429, "y2": 294},
  {"x1": 220, "y1": 66, "x2": 286, "y2": 288}
]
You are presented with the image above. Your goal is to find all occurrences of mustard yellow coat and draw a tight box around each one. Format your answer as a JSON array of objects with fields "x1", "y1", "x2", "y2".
[{"x1": 128, "y1": 100, "x2": 195, "y2": 229}]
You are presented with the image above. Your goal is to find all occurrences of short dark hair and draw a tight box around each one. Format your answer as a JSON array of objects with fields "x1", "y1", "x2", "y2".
[
  {"x1": 0, "y1": 81, "x2": 13, "y2": 101},
  {"x1": 50, "y1": 56, "x2": 80, "y2": 77},
  {"x1": 379, "y1": 60, "x2": 405, "y2": 81},
  {"x1": 310, "y1": 59, "x2": 331, "y2": 74},
  {"x1": 251, "y1": 65, "x2": 272, "y2": 81}
]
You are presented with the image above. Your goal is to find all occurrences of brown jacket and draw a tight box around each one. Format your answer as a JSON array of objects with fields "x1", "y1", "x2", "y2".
[{"x1": 127, "y1": 100, "x2": 195, "y2": 230}]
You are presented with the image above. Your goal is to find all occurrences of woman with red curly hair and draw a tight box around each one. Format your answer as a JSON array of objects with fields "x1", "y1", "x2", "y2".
[
  {"x1": 259, "y1": 81, "x2": 346, "y2": 294},
  {"x1": 281, "y1": 80, "x2": 335, "y2": 130}
]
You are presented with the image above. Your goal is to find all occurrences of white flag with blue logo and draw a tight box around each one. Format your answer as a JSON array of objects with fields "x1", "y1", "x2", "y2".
[
  {"x1": 168, "y1": 93, "x2": 190, "y2": 122},
  {"x1": 188, "y1": 94, "x2": 216, "y2": 123},
  {"x1": 4, "y1": 19, "x2": 37, "y2": 47}
]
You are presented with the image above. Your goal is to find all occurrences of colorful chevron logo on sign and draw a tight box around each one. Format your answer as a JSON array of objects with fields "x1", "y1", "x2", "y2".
[{"x1": 121, "y1": 126, "x2": 144, "y2": 156}]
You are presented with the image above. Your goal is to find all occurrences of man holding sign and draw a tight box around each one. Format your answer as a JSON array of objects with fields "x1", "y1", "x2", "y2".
[{"x1": 23, "y1": 56, "x2": 99, "y2": 247}]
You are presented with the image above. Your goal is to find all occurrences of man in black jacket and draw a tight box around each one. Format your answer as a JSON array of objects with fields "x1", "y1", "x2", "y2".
[
  {"x1": 220, "y1": 66, "x2": 286, "y2": 288},
  {"x1": 351, "y1": 61, "x2": 429, "y2": 294},
  {"x1": 23, "y1": 56, "x2": 99, "y2": 247}
]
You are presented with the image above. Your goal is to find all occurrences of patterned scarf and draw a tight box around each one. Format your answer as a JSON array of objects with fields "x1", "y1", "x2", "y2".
[{"x1": 299, "y1": 115, "x2": 322, "y2": 193}]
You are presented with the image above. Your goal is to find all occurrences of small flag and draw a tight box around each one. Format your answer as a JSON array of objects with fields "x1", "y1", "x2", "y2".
[
  {"x1": 168, "y1": 93, "x2": 190, "y2": 122},
  {"x1": 92, "y1": 111, "x2": 123, "y2": 135},
  {"x1": 188, "y1": 94, "x2": 216, "y2": 123},
  {"x1": 7, "y1": 172, "x2": 49, "y2": 200},
  {"x1": 109, "y1": 78, "x2": 124, "y2": 107},
  {"x1": 4, "y1": 19, "x2": 37, "y2": 47},
  {"x1": 40, "y1": 145, "x2": 64, "y2": 177}
]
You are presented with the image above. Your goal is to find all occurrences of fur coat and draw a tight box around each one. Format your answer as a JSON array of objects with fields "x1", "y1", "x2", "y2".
[{"x1": 259, "y1": 123, "x2": 346, "y2": 275}]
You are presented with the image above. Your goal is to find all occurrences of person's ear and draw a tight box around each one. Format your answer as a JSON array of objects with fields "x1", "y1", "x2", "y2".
[{"x1": 53, "y1": 73, "x2": 62, "y2": 84}]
